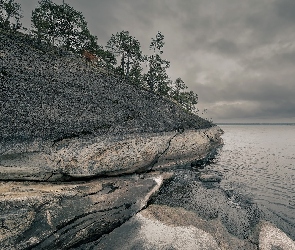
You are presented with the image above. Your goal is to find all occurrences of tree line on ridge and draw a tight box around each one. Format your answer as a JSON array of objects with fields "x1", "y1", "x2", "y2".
[{"x1": 0, "y1": 0, "x2": 198, "y2": 113}]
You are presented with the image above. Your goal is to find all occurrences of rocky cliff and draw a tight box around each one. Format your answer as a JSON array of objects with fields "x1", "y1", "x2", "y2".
[
  {"x1": 1, "y1": 30, "x2": 294, "y2": 249},
  {"x1": 0, "y1": 30, "x2": 220, "y2": 181}
]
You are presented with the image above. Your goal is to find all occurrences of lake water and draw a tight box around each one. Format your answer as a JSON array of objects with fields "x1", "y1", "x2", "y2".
[{"x1": 208, "y1": 124, "x2": 295, "y2": 239}]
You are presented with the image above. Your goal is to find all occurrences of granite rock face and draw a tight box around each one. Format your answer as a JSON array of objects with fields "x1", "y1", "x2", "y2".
[
  {"x1": 259, "y1": 221, "x2": 295, "y2": 250},
  {"x1": 0, "y1": 127, "x2": 222, "y2": 181},
  {"x1": 91, "y1": 205, "x2": 255, "y2": 250},
  {"x1": 0, "y1": 173, "x2": 169, "y2": 249},
  {"x1": 85, "y1": 205, "x2": 295, "y2": 250},
  {"x1": 154, "y1": 126, "x2": 223, "y2": 170},
  {"x1": 0, "y1": 131, "x2": 176, "y2": 181},
  {"x1": 0, "y1": 30, "x2": 221, "y2": 181}
]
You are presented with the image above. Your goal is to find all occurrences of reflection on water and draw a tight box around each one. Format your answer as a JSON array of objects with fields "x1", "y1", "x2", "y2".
[{"x1": 207, "y1": 124, "x2": 295, "y2": 238}]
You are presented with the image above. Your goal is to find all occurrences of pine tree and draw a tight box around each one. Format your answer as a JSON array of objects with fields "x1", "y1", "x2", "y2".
[
  {"x1": 171, "y1": 77, "x2": 187, "y2": 102},
  {"x1": 0, "y1": 0, "x2": 22, "y2": 31},
  {"x1": 144, "y1": 31, "x2": 170, "y2": 94},
  {"x1": 31, "y1": 0, "x2": 94, "y2": 52},
  {"x1": 107, "y1": 31, "x2": 143, "y2": 79}
]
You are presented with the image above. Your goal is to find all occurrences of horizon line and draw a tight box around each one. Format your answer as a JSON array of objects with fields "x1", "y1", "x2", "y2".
[{"x1": 216, "y1": 122, "x2": 295, "y2": 125}]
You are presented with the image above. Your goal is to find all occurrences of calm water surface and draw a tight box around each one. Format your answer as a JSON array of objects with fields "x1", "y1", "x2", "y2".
[{"x1": 208, "y1": 124, "x2": 295, "y2": 237}]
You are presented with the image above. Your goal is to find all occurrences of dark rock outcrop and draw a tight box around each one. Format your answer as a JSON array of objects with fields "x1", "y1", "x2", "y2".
[{"x1": 199, "y1": 173, "x2": 222, "y2": 182}]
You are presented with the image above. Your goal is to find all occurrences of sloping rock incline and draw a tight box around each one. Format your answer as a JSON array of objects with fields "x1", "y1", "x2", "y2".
[{"x1": 0, "y1": 31, "x2": 223, "y2": 180}]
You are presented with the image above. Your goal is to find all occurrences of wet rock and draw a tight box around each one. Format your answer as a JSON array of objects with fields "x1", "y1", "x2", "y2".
[
  {"x1": 152, "y1": 170, "x2": 261, "y2": 239},
  {"x1": 0, "y1": 173, "x2": 167, "y2": 249},
  {"x1": 199, "y1": 174, "x2": 222, "y2": 182}
]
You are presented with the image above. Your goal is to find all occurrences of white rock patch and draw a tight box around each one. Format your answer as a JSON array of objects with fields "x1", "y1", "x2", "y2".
[
  {"x1": 136, "y1": 213, "x2": 221, "y2": 250},
  {"x1": 259, "y1": 221, "x2": 295, "y2": 250}
]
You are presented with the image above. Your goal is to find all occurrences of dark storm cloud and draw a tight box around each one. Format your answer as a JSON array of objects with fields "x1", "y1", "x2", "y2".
[
  {"x1": 20, "y1": 0, "x2": 295, "y2": 122},
  {"x1": 275, "y1": 0, "x2": 295, "y2": 23}
]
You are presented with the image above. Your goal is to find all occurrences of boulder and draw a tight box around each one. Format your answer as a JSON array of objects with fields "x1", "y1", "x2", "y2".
[{"x1": 199, "y1": 173, "x2": 222, "y2": 182}]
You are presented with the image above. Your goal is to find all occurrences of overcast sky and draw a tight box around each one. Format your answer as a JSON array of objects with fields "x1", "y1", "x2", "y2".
[{"x1": 20, "y1": 0, "x2": 295, "y2": 123}]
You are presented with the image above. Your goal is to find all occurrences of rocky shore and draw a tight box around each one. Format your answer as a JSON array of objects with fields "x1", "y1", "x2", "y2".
[{"x1": 1, "y1": 30, "x2": 294, "y2": 249}]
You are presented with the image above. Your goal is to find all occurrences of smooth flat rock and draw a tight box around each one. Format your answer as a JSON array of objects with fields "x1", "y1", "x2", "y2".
[
  {"x1": 83, "y1": 205, "x2": 295, "y2": 250},
  {"x1": 0, "y1": 131, "x2": 175, "y2": 181},
  {"x1": 84, "y1": 205, "x2": 256, "y2": 250},
  {"x1": 0, "y1": 173, "x2": 169, "y2": 249},
  {"x1": 0, "y1": 127, "x2": 223, "y2": 181}
]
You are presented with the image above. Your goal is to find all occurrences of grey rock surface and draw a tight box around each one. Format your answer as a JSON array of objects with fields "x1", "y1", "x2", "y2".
[
  {"x1": 86, "y1": 205, "x2": 255, "y2": 250},
  {"x1": 259, "y1": 221, "x2": 295, "y2": 250},
  {"x1": 152, "y1": 170, "x2": 263, "y2": 240},
  {"x1": 0, "y1": 173, "x2": 168, "y2": 249},
  {"x1": 154, "y1": 126, "x2": 223, "y2": 170},
  {"x1": 81, "y1": 205, "x2": 295, "y2": 250},
  {"x1": 199, "y1": 173, "x2": 222, "y2": 182},
  {"x1": 0, "y1": 131, "x2": 176, "y2": 181},
  {"x1": 0, "y1": 127, "x2": 222, "y2": 181},
  {"x1": 85, "y1": 170, "x2": 295, "y2": 250}
]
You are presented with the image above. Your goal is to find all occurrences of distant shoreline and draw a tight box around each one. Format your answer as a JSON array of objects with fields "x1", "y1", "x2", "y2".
[{"x1": 217, "y1": 123, "x2": 295, "y2": 125}]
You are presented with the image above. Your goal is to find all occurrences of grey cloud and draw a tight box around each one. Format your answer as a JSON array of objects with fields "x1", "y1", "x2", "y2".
[
  {"x1": 20, "y1": 0, "x2": 295, "y2": 122},
  {"x1": 195, "y1": 76, "x2": 295, "y2": 103},
  {"x1": 274, "y1": 0, "x2": 295, "y2": 23},
  {"x1": 209, "y1": 39, "x2": 239, "y2": 55}
]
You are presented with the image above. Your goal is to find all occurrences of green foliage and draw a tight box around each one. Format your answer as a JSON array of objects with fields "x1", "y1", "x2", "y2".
[
  {"x1": 170, "y1": 77, "x2": 198, "y2": 112},
  {"x1": 171, "y1": 77, "x2": 187, "y2": 102},
  {"x1": 128, "y1": 61, "x2": 144, "y2": 86},
  {"x1": 144, "y1": 31, "x2": 170, "y2": 94},
  {"x1": 31, "y1": 0, "x2": 94, "y2": 52},
  {"x1": 107, "y1": 30, "x2": 143, "y2": 78},
  {"x1": 99, "y1": 50, "x2": 117, "y2": 72},
  {"x1": 178, "y1": 91, "x2": 198, "y2": 112},
  {"x1": 150, "y1": 31, "x2": 165, "y2": 53},
  {"x1": 0, "y1": 0, "x2": 22, "y2": 31}
]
